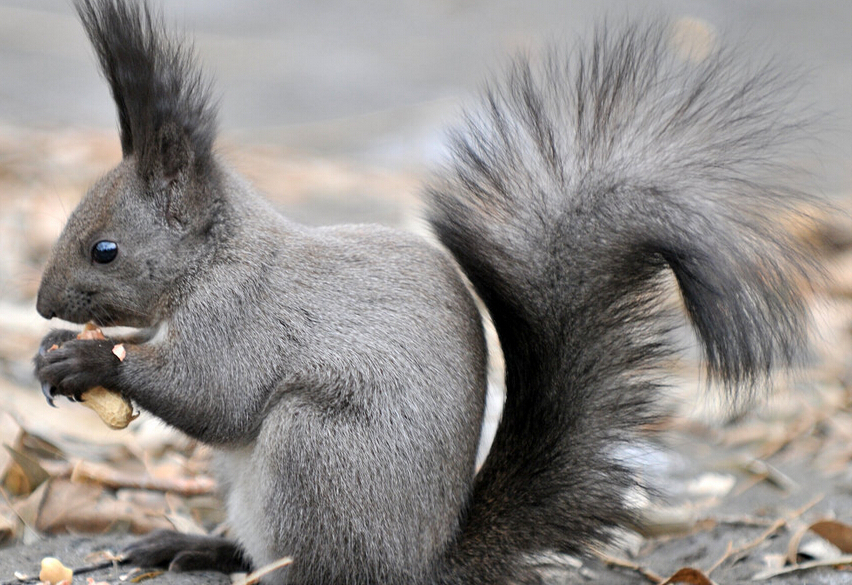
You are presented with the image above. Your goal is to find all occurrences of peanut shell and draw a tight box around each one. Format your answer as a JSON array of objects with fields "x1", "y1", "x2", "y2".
[
  {"x1": 80, "y1": 385, "x2": 138, "y2": 430},
  {"x1": 39, "y1": 557, "x2": 73, "y2": 585},
  {"x1": 73, "y1": 324, "x2": 137, "y2": 430}
]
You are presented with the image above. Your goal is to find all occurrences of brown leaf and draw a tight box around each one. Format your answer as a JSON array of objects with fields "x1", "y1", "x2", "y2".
[
  {"x1": 661, "y1": 567, "x2": 715, "y2": 585},
  {"x1": 3, "y1": 444, "x2": 50, "y2": 496},
  {"x1": 35, "y1": 478, "x2": 103, "y2": 533},
  {"x1": 12, "y1": 479, "x2": 50, "y2": 529},
  {"x1": 0, "y1": 501, "x2": 17, "y2": 545},
  {"x1": 0, "y1": 411, "x2": 24, "y2": 476},
  {"x1": 787, "y1": 519, "x2": 852, "y2": 564},
  {"x1": 809, "y1": 520, "x2": 852, "y2": 554},
  {"x1": 36, "y1": 478, "x2": 172, "y2": 535},
  {"x1": 3, "y1": 459, "x2": 31, "y2": 496}
]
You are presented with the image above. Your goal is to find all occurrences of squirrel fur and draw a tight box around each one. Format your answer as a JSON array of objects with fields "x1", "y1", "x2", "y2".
[{"x1": 34, "y1": 1, "x2": 818, "y2": 583}]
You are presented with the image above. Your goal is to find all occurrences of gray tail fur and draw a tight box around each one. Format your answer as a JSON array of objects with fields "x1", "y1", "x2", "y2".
[{"x1": 427, "y1": 20, "x2": 818, "y2": 583}]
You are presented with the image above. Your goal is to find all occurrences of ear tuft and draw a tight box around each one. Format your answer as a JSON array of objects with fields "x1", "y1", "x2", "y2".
[
  {"x1": 156, "y1": 122, "x2": 194, "y2": 186},
  {"x1": 75, "y1": 0, "x2": 217, "y2": 182}
]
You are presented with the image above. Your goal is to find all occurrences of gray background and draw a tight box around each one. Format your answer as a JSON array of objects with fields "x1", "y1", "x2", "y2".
[{"x1": 0, "y1": 0, "x2": 850, "y2": 193}]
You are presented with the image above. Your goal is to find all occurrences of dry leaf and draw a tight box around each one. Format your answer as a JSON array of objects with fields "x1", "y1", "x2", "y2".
[
  {"x1": 799, "y1": 537, "x2": 843, "y2": 562},
  {"x1": 760, "y1": 553, "x2": 787, "y2": 571},
  {"x1": 810, "y1": 520, "x2": 852, "y2": 553},
  {"x1": 685, "y1": 473, "x2": 736, "y2": 498},
  {"x1": 787, "y1": 519, "x2": 852, "y2": 563},
  {"x1": 3, "y1": 444, "x2": 50, "y2": 496},
  {"x1": 661, "y1": 567, "x2": 716, "y2": 585},
  {"x1": 639, "y1": 504, "x2": 717, "y2": 538},
  {"x1": 12, "y1": 479, "x2": 49, "y2": 534},
  {"x1": 36, "y1": 478, "x2": 171, "y2": 535},
  {"x1": 35, "y1": 478, "x2": 102, "y2": 533},
  {"x1": 1, "y1": 412, "x2": 25, "y2": 497},
  {"x1": 0, "y1": 504, "x2": 16, "y2": 545}
]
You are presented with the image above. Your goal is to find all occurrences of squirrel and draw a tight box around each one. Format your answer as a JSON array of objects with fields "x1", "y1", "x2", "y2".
[{"x1": 34, "y1": 0, "x2": 819, "y2": 583}]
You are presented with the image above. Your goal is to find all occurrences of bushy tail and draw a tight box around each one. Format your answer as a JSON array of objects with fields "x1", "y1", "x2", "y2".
[{"x1": 427, "y1": 20, "x2": 818, "y2": 583}]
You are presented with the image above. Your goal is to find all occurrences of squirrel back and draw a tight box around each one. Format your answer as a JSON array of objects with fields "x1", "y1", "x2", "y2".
[{"x1": 35, "y1": 3, "x2": 818, "y2": 584}]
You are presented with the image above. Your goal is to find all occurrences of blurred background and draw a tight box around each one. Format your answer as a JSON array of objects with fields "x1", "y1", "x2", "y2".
[
  {"x1": 1, "y1": 0, "x2": 850, "y2": 181},
  {"x1": 0, "y1": 1, "x2": 851, "y2": 581},
  {"x1": 1, "y1": 0, "x2": 849, "y2": 285}
]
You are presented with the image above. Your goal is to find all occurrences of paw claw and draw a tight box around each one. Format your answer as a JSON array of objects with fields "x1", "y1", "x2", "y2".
[{"x1": 42, "y1": 382, "x2": 56, "y2": 407}]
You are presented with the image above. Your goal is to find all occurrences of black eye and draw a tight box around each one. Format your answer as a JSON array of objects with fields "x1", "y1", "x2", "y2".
[{"x1": 92, "y1": 240, "x2": 118, "y2": 264}]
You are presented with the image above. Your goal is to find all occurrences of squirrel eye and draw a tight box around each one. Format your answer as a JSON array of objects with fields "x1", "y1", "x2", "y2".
[{"x1": 92, "y1": 240, "x2": 118, "y2": 264}]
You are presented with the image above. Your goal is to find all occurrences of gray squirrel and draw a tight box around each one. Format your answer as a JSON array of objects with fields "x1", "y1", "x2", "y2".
[{"x1": 33, "y1": 0, "x2": 819, "y2": 583}]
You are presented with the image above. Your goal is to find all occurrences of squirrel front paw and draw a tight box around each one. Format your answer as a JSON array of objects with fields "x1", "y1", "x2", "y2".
[
  {"x1": 34, "y1": 332, "x2": 120, "y2": 405},
  {"x1": 35, "y1": 329, "x2": 81, "y2": 405},
  {"x1": 37, "y1": 329, "x2": 79, "y2": 355}
]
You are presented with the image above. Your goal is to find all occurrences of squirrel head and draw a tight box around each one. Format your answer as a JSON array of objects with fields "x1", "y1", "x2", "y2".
[{"x1": 37, "y1": 0, "x2": 221, "y2": 327}]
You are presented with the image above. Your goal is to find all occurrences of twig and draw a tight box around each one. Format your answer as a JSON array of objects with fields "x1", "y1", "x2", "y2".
[
  {"x1": 232, "y1": 556, "x2": 294, "y2": 585},
  {"x1": 597, "y1": 552, "x2": 664, "y2": 584},
  {"x1": 0, "y1": 575, "x2": 38, "y2": 585},
  {"x1": 70, "y1": 460, "x2": 215, "y2": 496},
  {"x1": 706, "y1": 493, "x2": 823, "y2": 575},
  {"x1": 706, "y1": 517, "x2": 785, "y2": 575},
  {"x1": 752, "y1": 554, "x2": 852, "y2": 580},
  {"x1": 0, "y1": 560, "x2": 115, "y2": 585}
]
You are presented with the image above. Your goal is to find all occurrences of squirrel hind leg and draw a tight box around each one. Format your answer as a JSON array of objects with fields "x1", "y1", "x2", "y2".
[{"x1": 120, "y1": 529, "x2": 251, "y2": 574}]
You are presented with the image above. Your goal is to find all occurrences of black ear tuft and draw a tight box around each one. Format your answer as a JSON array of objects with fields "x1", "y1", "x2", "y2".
[
  {"x1": 75, "y1": 0, "x2": 217, "y2": 181},
  {"x1": 157, "y1": 122, "x2": 194, "y2": 186}
]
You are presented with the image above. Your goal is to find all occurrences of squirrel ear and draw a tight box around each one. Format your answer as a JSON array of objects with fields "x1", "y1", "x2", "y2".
[
  {"x1": 74, "y1": 0, "x2": 217, "y2": 190},
  {"x1": 151, "y1": 122, "x2": 195, "y2": 188}
]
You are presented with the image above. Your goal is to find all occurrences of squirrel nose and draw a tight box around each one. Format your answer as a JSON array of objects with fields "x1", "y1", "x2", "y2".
[
  {"x1": 37, "y1": 304, "x2": 56, "y2": 320},
  {"x1": 36, "y1": 289, "x2": 56, "y2": 320}
]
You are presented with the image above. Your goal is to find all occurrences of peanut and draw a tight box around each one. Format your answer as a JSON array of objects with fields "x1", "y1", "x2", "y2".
[
  {"x1": 70, "y1": 324, "x2": 137, "y2": 429},
  {"x1": 39, "y1": 556, "x2": 73, "y2": 585}
]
